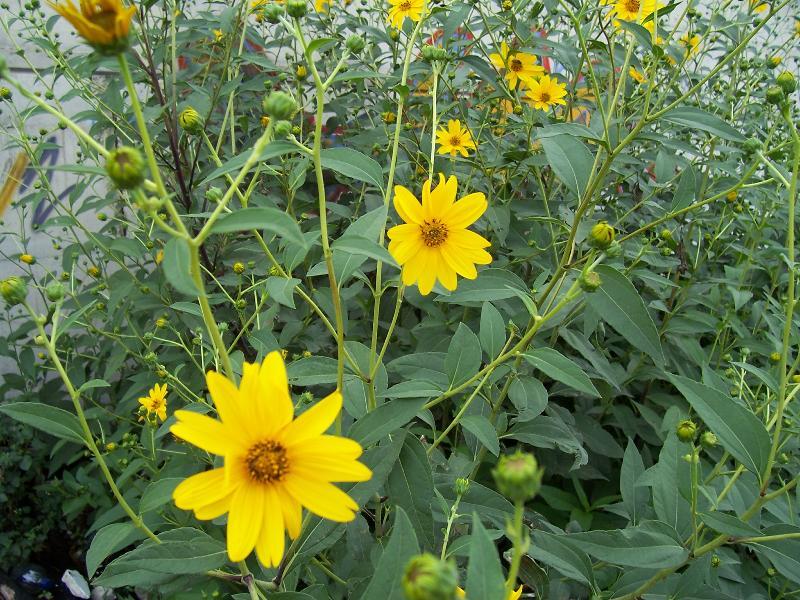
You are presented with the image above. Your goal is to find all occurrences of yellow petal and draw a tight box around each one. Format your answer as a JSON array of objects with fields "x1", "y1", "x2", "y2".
[
  {"x1": 444, "y1": 193, "x2": 487, "y2": 229},
  {"x1": 194, "y1": 494, "x2": 233, "y2": 520},
  {"x1": 389, "y1": 235, "x2": 424, "y2": 266},
  {"x1": 275, "y1": 484, "x2": 303, "y2": 539},
  {"x1": 227, "y1": 483, "x2": 265, "y2": 562},
  {"x1": 173, "y1": 467, "x2": 230, "y2": 509},
  {"x1": 292, "y1": 460, "x2": 373, "y2": 482},
  {"x1": 279, "y1": 390, "x2": 342, "y2": 444},
  {"x1": 417, "y1": 251, "x2": 439, "y2": 295},
  {"x1": 171, "y1": 411, "x2": 236, "y2": 456},
  {"x1": 283, "y1": 476, "x2": 358, "y2": 522},
  {"x1": 448, "y1": 228, "x2": 491, "y2": 249},
  {"x1": 206, "y1": 370, "x2": 242, "y2": 427},
  {"x1": 259, "y1": 351, "x2": 294, "y2": 430},
  {"x1": 291, "y1": 434, "x2": 364, "y2": 459},
  {"x1": 393, "y1": 185, "x2": 424, "y2": 224},
  {"x1": 255, "y1": 486, "x2": 285, "y2": 567},
  {"x1": 440, "y1": 244, "x2": 478, "y2": 279}
]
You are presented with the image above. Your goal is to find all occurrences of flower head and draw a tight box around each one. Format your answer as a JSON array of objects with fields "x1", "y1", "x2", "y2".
[
  {"x1": 139, "y1": 383, "x2": 168, "y2": 422},
  {"x1": 610, "y1": 0, "x2": 662, "y2": 23},
  {"x1": 387, "y1": 0, "x2": 425, "y2": 29},
  {"x1": 436, "y1": 120, "x2": 476, "y2": 157},
  {"x1": 524, "y1": 75, "x2": 567, "y2": 111},
  {"x1": 489, "y1": 41, "x2": 544, "y2": 89},
  {"x1": 171, "y1": 351, "x2": 371, "y2": 566},
  {"x1": 680, "y1": 32, "x2": 700, "y2": 56},
  {"x1": 628, "y1": 66, "x2": 646, "y2": 84},
  {"x1": 49, "y1": 0, "x2": 136, "y2": 52},
  {"x1": 387, "y1": 174, "x2": 492, "y2": 296}
]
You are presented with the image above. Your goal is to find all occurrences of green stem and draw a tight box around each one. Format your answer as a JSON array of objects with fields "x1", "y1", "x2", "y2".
[{"x1": 504, "y1": 501, "x2": 525, "y2": 597}]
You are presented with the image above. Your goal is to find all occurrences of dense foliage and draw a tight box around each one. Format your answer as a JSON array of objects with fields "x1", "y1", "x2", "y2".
[{"x1": 1, "y1": 0, "x2": 799, "y2": 598}]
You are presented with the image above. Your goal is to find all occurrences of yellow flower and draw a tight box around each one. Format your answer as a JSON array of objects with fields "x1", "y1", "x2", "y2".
[
  {"x1": 296, "y1": 64, "x2": 308, "y2": 79},
  {"x1": 315, "y1": 0, "x2": 330, "y2": 11},
  {"x1": 171, "y1": 351, "x2": 371, "y2": 565},
  {"x1": 436, "y1": 120, "x2": 477, "y2": 157},
  {"x1": 387, "y1": 174, "x2": 492, "y2": 295},
  {"x1": 155, "y1": 249, "x2": 164, "y2": 264},
  {"x1": 680, "y1": 32, "x2": 700, "y2": 55},
  {"x1": 261, "y1": 115, "x2": 271, "y2": 128},
  {"x1": 139, "y1": 383, "x2": 168, "y2": 421},
  {"x1": 456, "y1": 585, "x2": 523, "y2": 599},
  {"x1": 524, "y1": 75, "x2": 567, "y2": 111},
  {"x1": 750, "y1": 0, "x2": 768, "y2": 13},
  {"x1": 48, "y1": 0, "x2": 136, "y2": 51},
  {"x1": 628, "y1": 66, "x2": 646, "y2": 84},
  {"x1": 387, "y1": 0, "x2": 425, "y2": 29},
  {"x1": 213, "y1": 28, "x2": 224, "y2": 42},
  {"x1": 250, "y1": 0, "x2": 266, "y2": 10},
  {"x1": 489, "y1": 42, "x2": 544, "y2": 89},
  {"x1": 610, "y1": 0, "x2": 662, "y2": 24},
  {"x1": 20, "y1": 254, "x2": 36, "y2": 265}
]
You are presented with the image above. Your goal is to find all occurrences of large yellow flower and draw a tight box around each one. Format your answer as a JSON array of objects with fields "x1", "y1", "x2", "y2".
[
  {"x1": 524, "y1": 75, "x2": 567, "y2": 111},
  {"x1": 387, "y1": 174, "x2": 492, "y2": 295},
  {"x1": 171, "y1": 351, "x2": 372, "y2": 566},
  {"x1": 680, "y1": 32, "x2": 700, "y2": 56},
  {"x1": 489, "y1": 41, "x2": 544, "y2": 89},
  {"x1": 138, "y1": 383, "x2": 167, "y2": 422},
  {"x1": 456, "y1": 585, "x2": 523, "y2": 599},
  {"x1": 49, "y1": 0, "x2": 136, "y2": 51},
  {"x1": 436, "y1": 120, "x2": 477, "y2": 157},
  {"x1": 610, "y1": 0, "x2": 661, "y2": 23},
  {"x1": 387, "y1": 0, "x2": 425, "y2": 29}
]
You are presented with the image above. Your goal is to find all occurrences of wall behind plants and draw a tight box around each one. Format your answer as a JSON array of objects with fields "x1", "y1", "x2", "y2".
[{"x1": 1, "y1": 0, "x2": 800, "y2": 598}]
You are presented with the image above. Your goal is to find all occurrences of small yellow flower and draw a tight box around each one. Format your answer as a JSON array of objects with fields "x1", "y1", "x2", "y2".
[
  {"x1": 87, "y1": 265, "x2": 101, "y2": 278},
  {"x1": 524, "y1": 75, "x2": 567, "y2": 111},
  {"x1": 489, "y1": 42, "x2": 544, "y2": 89},
  {"x1": 139, "y1": 383, "x2": 168, "y2": 421},
  {"x1": 296, "y1": 64, "x2": 308, "y2": 80},
  {"x1": 20, "y1": 254, "x2": 36, "y2": 265},
  {"x1": 48, "y1": 0, "x2": 136, "y2": 52},
  {"x1": 382, "y1": 111, "x2": 397, "y2": 124},
  {"x1": 456, "y1": 585, "x2": 523, "y2": 599},
  {"x1": 261, "y1": 115, "x2": 271, "y2": 128},
  {"x1": 155, "y1": 317, "x2": 168, "y2": 328},
  {"x1": 436, "y1": 120, "x2": 477, "y2": 157},
  {"x1": 387, "y1": 174, "x2": 492, "y2": 295},
  {"x1": 628, "y1": 67, "x2": 646, "y2": 84},
  {"x1": 315, "y1": 0, "x2": 330, "y2": 11},
  {"x1": 680, "y1": 32, "x2": 700, "y2": 56},
  {"x1": 171, "y1": 351, "x2": 371, "y2": 565},
  {"x1": 213, "y1": 28, "x2": 224, "y2": 42},
  {"x1": 155, "y1": 249, "x2": 164, "y2": 264},
  {"x1": 387, "y1": 0, "x2": 425, "y2": 29}
]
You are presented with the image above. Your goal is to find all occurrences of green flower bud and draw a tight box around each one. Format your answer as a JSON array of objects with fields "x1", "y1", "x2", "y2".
[
  {"x1": 178, "y1": 107, "x2": 204, "y2": 134},
  {"x1": 401, "y1": 553, "x2": 458, "y2": 600},
  {"x1": 776, "y1": 71, "x2": 797, "y2": 94},
  {"x1": 45, "y1": 281, "x2": 65, "y2": 302},
  {"x1": 286, "y1": 0, "x2": 307, "y2": 18},
  {"x1": 273, "y1": 119, "x2": 293, "y2": 138},
  {"x1": 770, "y1": 351, "x2": 782, "y2": 363},
  {"x1": 765, "y1": 85, "x2": 785, "y2": 106},
  {"x1": 711, "y1": 555, "x2": 721, "y2": 568},
  {"x1": 604, "y1": 240, "x2": 623, "y2": 257},
  {"x1": 767, "y1": 56, "x2": 782, "y2": 69},
  {"x1": 492, "y1": 450, "x2": 543, "y2": 503},
  {"x1": 263, "y1": 3, "x2": 282, "y2": 22},
  {"x1": 453, "y1": 477, "x2": 470, "y2": 497},
  {"x1": 206, "y1": 186, "x2": 223, "y2": 203},
  {"x1": 588, "y1": 220, "x2": 615, "y2": 249},
  {"x1": 0, "y1": 86, "x2": 11, "y2": 101},
  {"x1": 579, "y1": 270, "x2": 602, "y2": 293},
  {"x1": 700, "y1": 431, "x2": 718, "y2": 449},
  {"x1": 233, "y1": 262, "x2": 246, "y2": 274},
  {"x1": 1, "y1": 276, "x2": 28, "y2": 305},
  {"x1": 262, "y1": 91, "x2": 297, "y2": 120},
  {"x1": 345, "y1": 34, "x2": 366, "y2": 54},
  {"x1": 676, "y1": 419, "x2": 697, "y2": 443},
  {"x1": 106, "y1": 146, "x2": 146, "y2": 190},
  {"x1": 659, "y1": 228, "x2": 672, "y2": 241}
]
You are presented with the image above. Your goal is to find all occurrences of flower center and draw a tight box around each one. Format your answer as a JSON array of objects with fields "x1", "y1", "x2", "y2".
[
  {"x1": 539, "y1": 91, "x2": 551, "y2": 103},
  {"x1": 449, "y1": 135, "x2": 462, "y2": 147},
  {"x1": 246, "y1": 440, "x2": 289, "y2": 483},
  {"x1": 510, "y1": 58, "x2": 523, "y2": 72},
  {"x1": 399, "y1": 0, "x2": 412, "y2": 10},
  {"x1": 623, "y1": 0, "x2": 640, "y2": 13},
  {"x1": 420, "y1": 219, "x2": 448, "y2": 247}
]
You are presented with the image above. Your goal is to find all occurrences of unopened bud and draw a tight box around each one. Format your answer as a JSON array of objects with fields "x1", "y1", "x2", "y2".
[
  {"x1": 1, "y1": 276, "x2": 28, "y2": 305},
  {"x1": 492, "y1": 450, "x2": 543, "y2": 503},
  {"x1": 776, "y1": 71, "x2": 796, "y2": 94},
  {"x1": 401, "y1": 553, "x2": 458, "y2": 600},
  {"x1": 765, "y1": 85, "x2": 785, "y2": 105},
  {"x1": 46, "y1": 281, "x2": 65, "y2": 302},
  {"x1": 345, "y1": 34, "x2": 366, "y2": 54},
  {"x1": 262, "y1": 91, "x2": 297, "y2": 120},
  {"x1": 178, "y1": 107, "x2": 204, "y2": 134},
  {"x1": 588, "y1": 220, "x2": 615, "y2": 249},
  {"x1": 106, "y1": 146, "x2": 146, "y2": 190},
  {"x1": 579, "y1": 270, "x2": 602, "y2": 293},
  {"x1": 676, "y1": 419, "x2": 697, "y2": 443},
  {"x1": 286, "y1": 0, "x2": 307, "y2": 18},
  {"x1": 699, "y1": 431, "x2": 717, "y2": 449}
]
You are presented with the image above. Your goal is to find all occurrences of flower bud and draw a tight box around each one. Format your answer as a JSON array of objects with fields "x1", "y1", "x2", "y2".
[
  {"x1": 676, "y1": 419, "x2": 697, "y2": 443},
  {"x1": 262, "y1": 91, "x2": 297, "y2": 120},
  {"x1": 0, "y1": 86, "x2": 11, "y2": 101},
  {"x1": 286, "y1": 0, "x2": 307, "y2": 18},
  {"x1": 776, "y1": 71, "x2": 797, "y2": 94},
  {"x1": 263, "y1": 3, "x2": 282, "y2": 22},
  {"x1": 767, "y1": 56, "x2": 782, "y2": 69},
  {"x1": 46, "y1": 281, "x2": 65, "y2": 302},
  {"x1": 579, "y1": 270, "x2": 601, "y2": 293},
  {"x1": 492, "y1": 450, "x2": 543, "y2": 503},
  {"x1": 106, "y1": 146, "x2": 146, "y2": 190},
  {"x1": 711, "y1": 555, "x2": 721, "y2": 568},
  {"x1": 765, "y1": 85, "x2": 785, "y2": 105},
  {"x1": 20, "y1": 254, "x2": 35, "y2": 265},
  {"x1": 233, "y1": 261, "x2": 246, "y2": 274},
  {"x1": 345, "y1": 34, "x2": 366, "y2": 54},
  {"x1": 382, "y1": 111, "x2": 397, "y2": 124},
  {"x1": 699, "y1": 431, "x2": 717, "y2": 449},
  {"x1": 659, "y1": 228, "x2": 672, "y2": 241},
  {"x1": 273, "y1": 120, "x2": 293, "y2": 138},
  {"x1": 588, "y1": 220, "x2": 615, "y2": 249},
  {"x1": 178, "y1": 107, "x2": 204, "y2": 134},
  {"x1": 453, "y1": 477, "x2": 470, "y2": 497},
  {"x1": 206, "y1": 186, "x2": 223, "y2": 203},
  {"x1": 295, "y1": 64, "x2": 308, "y2": 80},
  {"x1": 401, "y1": 553, "x2": 458, "y2": 600},
  {"x1": 742, "y1": 138, "x2": 761, "y2": 155},
  {"x1": 1, "y1": 276, "x2": 28, "y2": 306}
]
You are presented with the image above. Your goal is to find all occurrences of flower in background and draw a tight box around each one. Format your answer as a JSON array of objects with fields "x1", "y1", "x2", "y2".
[
  {"x1": 680, "y1": 32, "x2": 700, "y2": 56},
  {"x1": 315, "y1": 0, "x2": 330, "y2": 11},
  {"x1": 489, "y1": 41, "x2": 544, "y2": 89},
  {"x1": 436, "y1": 120, "x2": 477, "y2": 157},
  {"x1": 139, "y1": 383, "x2": 168, "y2": 422},
  {"x1": 387, "y1": 174, "x2": 492, "y2": 295},
  {"x1": 48, "y1": 0, "x2": 136, "y2": 52},
  {"x1": 524, "y1": 75, "x2": 567, "y2": 110},
  {"x1": 629, "y1": 66, "x2": 646, "y2": 84},
  {"x1": 171, "y1": 352, "x2": 371, "y2": 566},
  {"x1": 609, "y1": 0, "x2": 662, "y2": 24},
  {"x1": 213, "y1": 29, "x2": 224, "y2": 42},
  {"x1": 750, "y1": 0, "x2": 768, "y2": 13},
  {"x1": 387, "y1": 0, "x2": 425, "y2": 29}
]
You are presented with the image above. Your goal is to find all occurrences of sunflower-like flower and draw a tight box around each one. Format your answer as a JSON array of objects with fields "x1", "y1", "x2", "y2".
[
  {"x1": 524, "y1": 75, "x2": 567, "y2": 111},
  {"x1": 171, "y1": 352, "x2": 371, "y2": 566},
  {"x1": 609, "y1": 0, "x2": 662, "y2": 24},
  {"x1": 387, "y1": 0, "x2": 425, "y2": 29},
  {"x1": 489, "y1": 41, "x2": 544, "y2": 89},
  {"x1": 49, "y1": 0, "x2": 136, "y2": 53},
  {"x1": 436, "y1": 120, "x2": 477, "y2": 157},
  {"x1": 679, "y1": 32, "x2": 700, "y2": 56},
  {"x1": 138, "y1": 383, "x2": 167, "y2": 422},
  {"x1": 387, "y1": 174, "x2": 492, "y2": 295}
]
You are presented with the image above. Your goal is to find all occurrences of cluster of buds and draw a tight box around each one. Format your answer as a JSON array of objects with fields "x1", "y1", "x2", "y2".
[
  {"x1": 766, "y1": 71, "x2": 796, "y2": 106},
  {"x1": 421, "y1": 44, "x2": 449, "y2": 63}
]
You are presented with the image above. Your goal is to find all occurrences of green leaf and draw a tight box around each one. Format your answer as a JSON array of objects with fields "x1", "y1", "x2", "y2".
[
  {"x1": 508, "y1": 377, "x2": 548, "y2": 420},
  {"x1": 265, "y1": 276, "x2": 301, "y2": 308},
  {"x1": 333, "y1": 235, "x2": 397, "y2": 267},
  {"x1": 541, "y1": 134, "x2": 593, "y2": 198},
  {"x1": 357, "y1": 508, "x2": 419, "y2": 600},
  {"x1": 668, "y1": 374, "x2": 771, "y2": 478},
  {"x1": 307, "y1": 37, "x2": 338, "y2": 55},
  {"x1": 699, "y1": 512, "x2": 761, "y2": 538},
  {"x1": 465, "y1": 514, "x2": 506, "y2": 600},
  {"x1": 0, "y1": 402, "x2": 85, "y2": 445},
  {"x1": 209, "y1": 207, "x2": 305, "y2": 246},
  {"x1": 461, "y1": 415, "x2": 500, "y2": 456},
  {"x1": 77, "y1": 378, "x2": 110, "y2": 393},
  {"x1": 479, "y1": 302, "x2": 506, "y2": 360},
  {"x1": 620, "y1": 440, "x2": 648, "y2": 526},
  {"x1": 387, "y1": 435, "x2": 435, "y2": 548},
  {"x1": 199, "y1": 140, "x2": 297, "y2": 185},
  {"x1": 661, "y1": 106, "x2": 746, "y2": 142},
  {"x1": 523, "y1": 348, "x2": 600, "y2": 397},
  {"x1": 671, "y1": 165, "x2": 697, "y2": 212},
  {"x1": 745, "y1": 525, "x2": 800, "y2": 585},
  {"x1": 586, "y1": 266, "x2": 665, "y2": 366},
  {"x1": 565, "y1": 524, "x2": 689, "y2": 568},
  {"x1": 86, "y1": 523, "x2": 142, "y2": 578},
  {"x1": 320, "y1": 147, "x2": 384, "y2": 190},
  {"x1": 529, "y1": 530, "x2": 596, "y2": 587},
  {"x1": 349, "y1": 398, "x2": 427, "y2": 446},
  {"x1": 139, "y1": 477, "x2": 181, "y2": 514},
  {"x1": 162, "y1": 238, "x2": 199, "y2": 297},
  {"x1": 436, "y1": 268, "x2": 528, "y2": 304},
  {"x1": 445, "y1": 323, "x2": 482, "y2": 387}
]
